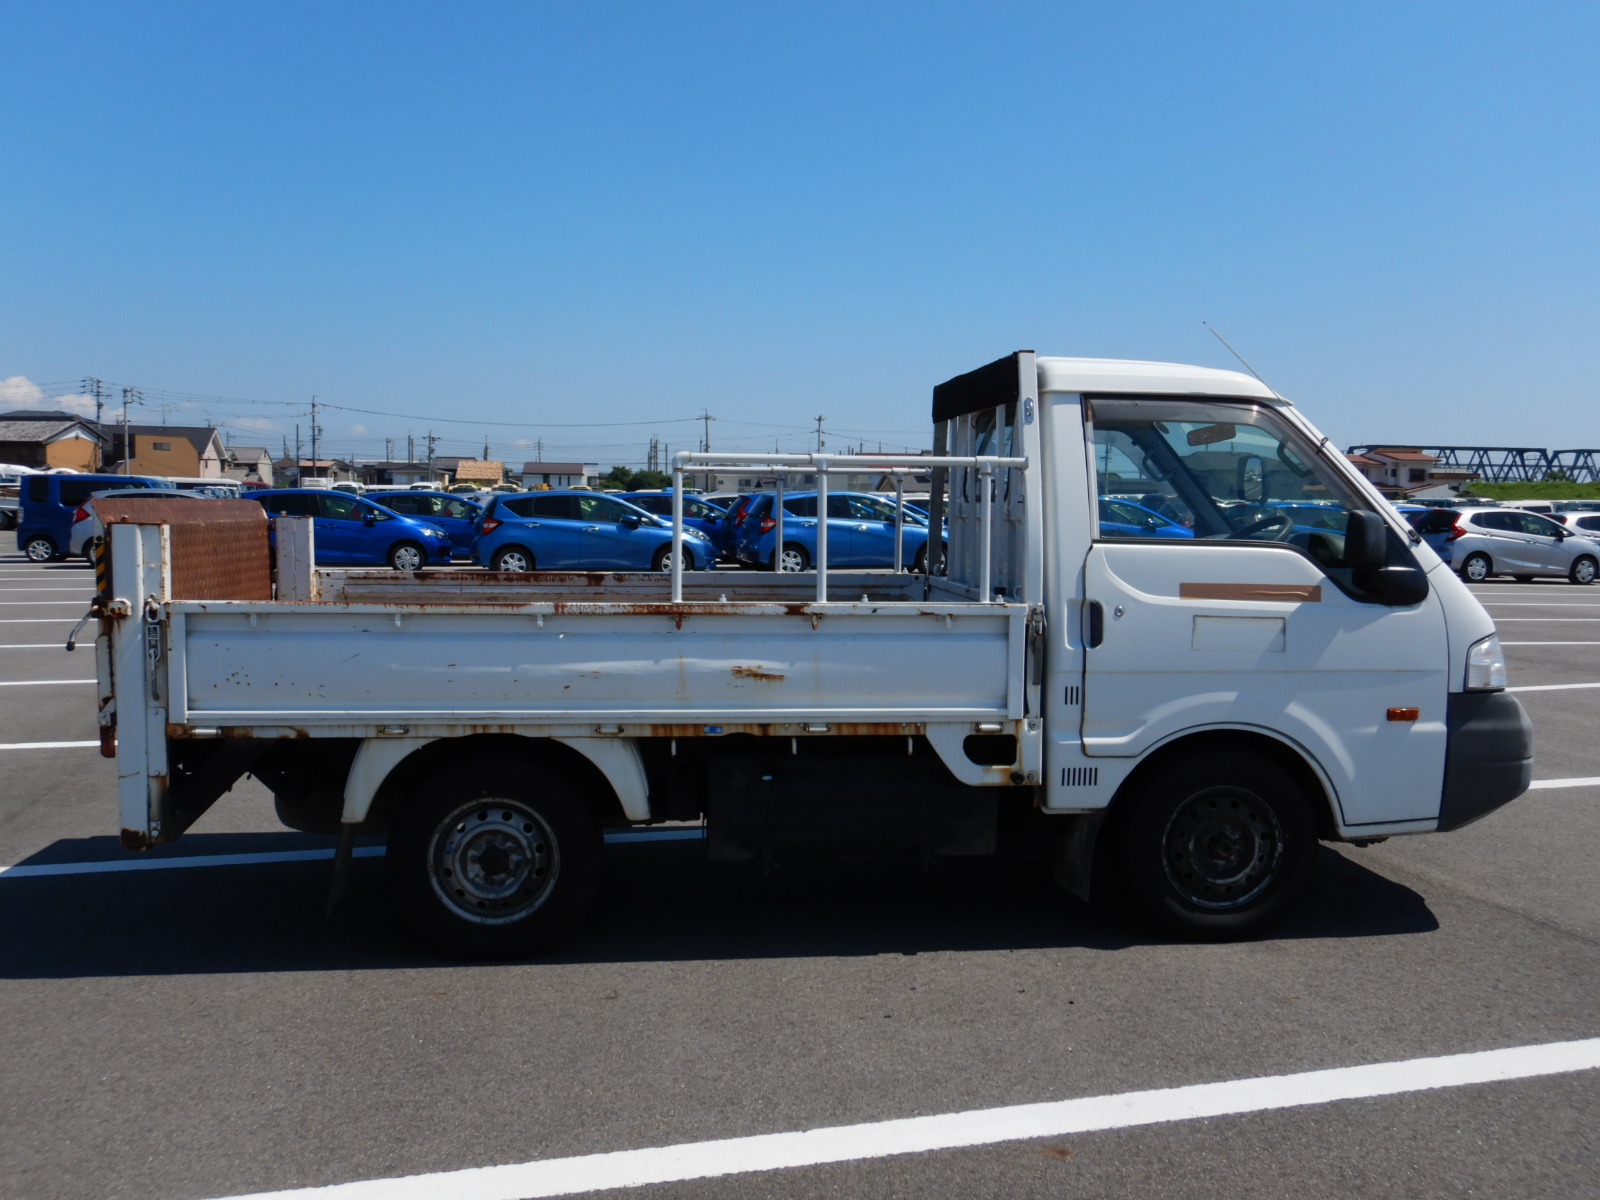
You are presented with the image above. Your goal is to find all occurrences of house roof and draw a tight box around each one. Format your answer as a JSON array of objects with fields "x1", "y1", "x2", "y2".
[
  {"x1": 1346, "y1": 453, "x2": 1381, "y2": 466},
  {"x1": 360, "y1": 460, "x2": 442, "y2": 471},
  {"x1": 1365, "y1": 448, "x2": 1438, "y2": 462},
  {"x1": 0, "y1": 412, "x2": 104, "y2": 443},
  {"x1": 520, "y1": 461, "x2": 587, "y2": 474},
  {"x1": 227, "y1": 445, "x2": 270, "y2": 458},
  {"x1": 451, "y1": 459, "x2": 505, "y2": 482}
]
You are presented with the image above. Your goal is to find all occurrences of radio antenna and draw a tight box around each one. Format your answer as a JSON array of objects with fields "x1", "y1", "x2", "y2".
[{"x1": 1202, "y1": 321, "x2": 1281, "y2": 398}]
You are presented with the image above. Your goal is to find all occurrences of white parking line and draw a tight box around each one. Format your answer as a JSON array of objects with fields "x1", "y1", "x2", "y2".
[
  {"x1": 0, "y1": 600, "x2": 86, "y2": 606},
  {"x1": 0, "y1": 679, "x2": 94, "y2": 687},
  {"x1": 1528, "y1": 777, "x2": 1600, "y2": 789},
  {"x1": 206, "y1": 1039, "x2": 1600, "y2": 1200},
  {"x1": 0, "y1": 828, "x2": 702, "y2": 878},
  {"x1": 1479, "y1": 602, "x2": 1600, "y2": 607},
  {"x1": 0, "y1": 644, "x2": 67, "y2": 649},
  {"x1": 0, "y1": 587, "x2": 94, "y2": 592},
  {"x1": 1493, "y1": 618, "x2": 1600, "y2": 622},
  {"x1": 0, "y1": 740, "x2": 100, "y2": 751},
  {"x1": 1508, "y1": 681, "x2": 1600, "y2": 692},
  {"x1": 1503, "y1": 641, "x2": 1600, "y2": 646},
  {"x1": 0, "y1": 618, "x2": 77, "y2": 623}
]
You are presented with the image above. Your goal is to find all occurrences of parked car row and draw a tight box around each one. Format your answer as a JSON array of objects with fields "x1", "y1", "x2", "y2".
[{"x1": 1402, "y1": 506, "x2": 1600, "y2": 583}]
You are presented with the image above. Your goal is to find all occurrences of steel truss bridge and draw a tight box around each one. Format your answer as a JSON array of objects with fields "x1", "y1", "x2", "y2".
[{"x1": 1347, "y1": 446, "x2": 1600, "y2": 484}]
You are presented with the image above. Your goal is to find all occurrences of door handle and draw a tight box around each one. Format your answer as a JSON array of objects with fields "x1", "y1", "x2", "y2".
[
  {"x1": 1087, "y1": 601, "x2": 1105, "y2": 648},
  {"x1": 583, "y1": 525, "x2": 600, "y2": 532}
]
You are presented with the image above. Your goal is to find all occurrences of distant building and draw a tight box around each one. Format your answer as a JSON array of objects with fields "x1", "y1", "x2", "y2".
[
  {"x1": 453, "y1": 459, "x2": 507, "y2": 487},
  {"x1": 271, "y1": 457, "x2": 356, "y2": 486},
  {"x1": 105, "y1": 424, "x2": 228, "y2": 478},
  {"x1": 358, "y1": 460, "x2": 446, "y2": 487},
  {"x1": 224, "y1": 446, "x2": 275, "y2": 486},
  {"x1": 518, "y1": 461, "x2": 591, "y2": 489},
  {"x1": 0, "y1": 409, "x2": 107, "y2": 471}
]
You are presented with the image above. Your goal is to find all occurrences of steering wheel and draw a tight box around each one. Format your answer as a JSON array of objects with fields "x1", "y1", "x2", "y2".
[{"x1": 1229, "y1": 509, "x2": 1294, "y2": 540}]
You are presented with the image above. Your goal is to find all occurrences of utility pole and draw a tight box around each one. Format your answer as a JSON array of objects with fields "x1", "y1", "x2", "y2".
[
  {"x1": 814, "y1": 415, "x2": 826, "y2": 453},
  {"x1": 309, "y1": 396, "x2": 320, "y2": 482},
  {"x1": 426, "y1": 431, "x2": 439, "y2": 462},
  {"x1": 120, "y1": 386, "x2": 140, "y2": 474},
  {"x1": 700, "y1": 408, "x2": 715, "y2": 453},
  {"x1": 295, "y1": 424, "x2": 302, "y2": 485},
  {"x1": 407, "y1": 432, "x2": 415, "y2": 463},
  {"x1": 385, "y1": 437, "x2": 394, "y2": 461},
  {"x1": 83, "y1": 377, "x2": 105, "y2": 426},
  {"x1": 483, "y1": 437, "x2": 491, "y2": 461}
]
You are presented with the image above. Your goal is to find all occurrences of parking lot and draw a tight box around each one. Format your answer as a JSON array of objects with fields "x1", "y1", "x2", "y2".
[{"x1": 0, "y1": 551, "x2": 1595, "y2": 1200}]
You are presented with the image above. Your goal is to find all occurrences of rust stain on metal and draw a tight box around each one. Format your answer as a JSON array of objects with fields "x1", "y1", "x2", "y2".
[
  {"x1": 730, "y1": 666, "x2": 786, "y2": 682},
  {"x1": 100, "y1": 726, "x2": 117, "y2": 758},
  {"x1": 120, "y1": 828, "x2": 151, "y2": 851}
]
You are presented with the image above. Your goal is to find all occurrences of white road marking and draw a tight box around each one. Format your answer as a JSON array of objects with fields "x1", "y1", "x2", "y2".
[
  {"x1": 1509, "y1": 681, "x2": 1600, "y2": 692},
  {"x1": 207, "y1": 1039, "x2": 1600, "y2": 1200},
  {"x1": 0, "y1": 829, "x2": 701, "y2": 878},
  {"x1": 1492, "y1": 618, "x2": 1600, "y2": 622},
  {"x1": 0, "y1": 644, "x2": 67, "y2": 649},
  {"x1": 0, "y1": 740, "x2": 100, "y2": 751},
  {"x1": 0, "y1": 679, "x2": 94, "y2": 687},
  {"x1": 0, "y1": 600, "x2": 86, "y2": 606},
  {"x1": 0, "y1": 587, "x2": 94, "y2": 592},
  {"x1": 1528, "y1": 777, "x2": 1600, "y2": 789},
  {"x1": 1479, "y1": 602, "x2": 1600, "y2": 607},
  {"x1": 1503, "y1": 641, "x2": 1600, "y2": 645},
  {"x1": 0, "y1": 618, "x2": 77, "y2": 623}
]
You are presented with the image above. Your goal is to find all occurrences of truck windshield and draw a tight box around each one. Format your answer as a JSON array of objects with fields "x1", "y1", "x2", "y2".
[{"x1": 1087, "y1": 398, "x2": 1368, "y2": 553}]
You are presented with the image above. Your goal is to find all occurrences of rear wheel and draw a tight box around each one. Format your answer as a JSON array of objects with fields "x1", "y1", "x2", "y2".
[
  {"x1": 82, "y1": 536, "x2": 102, "y2": 565},
  {"x1": 1111, "y1": 751, "x2": 1316, "y2": 939},
  {"x1": 774, "y1": 543, "x2": 809, "y2": 572},
  {"x1": 1459, "y1": 552, "x2": 1492, "y2": 582},
  {"x1": 388, "y1": 541, "x2": 425, "y2": 571},
  {"x1": 23, "y1": 535, "x2": 56, "y2": 563},
  {"x1": 1571, "y1": 556, "x2": 1598, "y2": 585},
  {"x1": 388, "y1": 758, "x2": 603, "y2": 958},
  {"x1": 491, "y1": 545, "x2": 534, "y2": 572}
]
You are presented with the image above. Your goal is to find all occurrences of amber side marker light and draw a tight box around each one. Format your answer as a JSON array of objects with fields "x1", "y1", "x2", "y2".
[{"x1": 1387, "y1": 707, "x2": 1420, "y2": 722}]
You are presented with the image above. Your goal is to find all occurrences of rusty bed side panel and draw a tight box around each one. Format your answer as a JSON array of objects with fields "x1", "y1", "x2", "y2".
[{"x1": 99, "y1": 497, "x2": 271, "y2": 601}]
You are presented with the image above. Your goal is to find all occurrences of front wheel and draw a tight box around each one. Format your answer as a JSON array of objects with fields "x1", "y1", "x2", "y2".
[
  {"x1": 1459, "y1": 553, "x2": 1492, "y2": 583},
  {"x1": 1571, "y1": 555, "x2": 1598, "y2": 585},
  {"x1": 652, "y1": 544, "x2": 690, "y2": 572},
  {"x1": 24, "y1": 536, "x2": 57, "y2": 563},
  {"x1": 388, "y1": 541, "x2": 425, "y2": 571},
  {"x1": 388, "y1": 758, "x2": 603, "y2": 958},
  {"x1": 1111, "y1": 751, "x2": 1316, "y2": 940}
]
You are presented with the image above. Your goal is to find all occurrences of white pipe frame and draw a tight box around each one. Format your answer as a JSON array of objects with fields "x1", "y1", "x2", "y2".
[{"x1": 671, "y1": 452, "x2": 1027, "y2": 605}]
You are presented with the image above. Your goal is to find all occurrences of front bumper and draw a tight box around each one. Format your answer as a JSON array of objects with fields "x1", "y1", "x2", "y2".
[{"x1": 1438, "y1": 691, "x2": 1534, "y2": 831}]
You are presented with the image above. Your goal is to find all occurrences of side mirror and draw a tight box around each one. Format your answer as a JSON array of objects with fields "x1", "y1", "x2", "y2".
[
  {"x1": 1343, "y1": 511, "x2": 1387, "y2": 569},
  {"x1": 620, "y1": 514, "x2": 641, "y2": 529},
  {"x1": 363, "y1": 514, "x2": 376, "y2": 526}
]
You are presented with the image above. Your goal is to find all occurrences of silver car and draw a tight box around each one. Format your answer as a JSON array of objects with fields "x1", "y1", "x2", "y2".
[
  {"x1": 1448, "y1": 506, "x2": 1600, "y2": 584},
  {"x1": 69, "y1": 488, "x2": 199, "y2": 561}
]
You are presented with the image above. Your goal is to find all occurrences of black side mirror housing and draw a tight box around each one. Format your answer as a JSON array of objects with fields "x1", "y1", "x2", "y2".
[
  {"x1": 620, "y1": 514, "x2": 641, "y2": 529},
  {"x1": 1343, "y1": 511, "x2": 1387, "y2": 569}
]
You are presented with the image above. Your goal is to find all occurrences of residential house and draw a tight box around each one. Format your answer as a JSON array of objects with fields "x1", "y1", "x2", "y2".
[
  {"x1": 358, "y1": 460, "x2": 447, "y2": 487},
  {"x1": 518, "y1": 461, "x2": 595, "y2": 489},
  {"x1": 224, "y1": 446, "x2": 275, "y2": 486},
  {"x1": 0, "y1": 409, "x2": 107, "y2": 471},
  {"x1": 106, "y1": 424, "x2": 228, "y2": 478},
  {"x1": 270, "y1": 458, "x2": 357, "y2": 486},
  {"x1": 453, "y1": 459, "x2": 507, "y2": 487}
]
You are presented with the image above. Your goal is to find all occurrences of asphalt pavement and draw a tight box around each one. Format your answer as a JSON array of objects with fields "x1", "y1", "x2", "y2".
[{"x1": 0, "y1": 555, "x2": 1594, "y2": 1200}]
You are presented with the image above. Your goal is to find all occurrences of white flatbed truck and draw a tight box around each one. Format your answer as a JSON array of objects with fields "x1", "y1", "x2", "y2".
[{"x1": 91, "y1": 353, "x2": 1533, "y2": 955}]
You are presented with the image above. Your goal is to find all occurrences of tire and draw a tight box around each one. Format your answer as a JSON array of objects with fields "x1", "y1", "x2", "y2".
[
  {"x1": 1111, "y1": 751, "x2": 1316, "y2": 940},
  {"x1": 1571, "y1": 556, "x2": 1598, "y2": 585},
  {"x1": 83, "y1": 536, "x2": 102, "y2": 565},
  {"x1": 491, "y1": 545, "x2": 534, "y2": 572},
  {"x1": 23, "y1": 536, "x2": 57, "y2": 563},
  {"x1": 774, "y1": 543, "x2": 809, "y2": 573},
  {"x1": 388, "y1": 757, "x2": 603, "y2": 958},
  {"x1": 388, "y1": 541, "x2": 425, "y2": 571},
  {"x1": 651, "y1": 544, "x2": 688, "y2": 572},
  {"x1": 912, "y1": 545, "x2": 927, "y2": 573},
  {"x1": 1512, "y1": 575, "x2": 1534, "y2": 583},
  {"x1": 1459, "y1": 553, "x2": 1492, "y2": 583}
]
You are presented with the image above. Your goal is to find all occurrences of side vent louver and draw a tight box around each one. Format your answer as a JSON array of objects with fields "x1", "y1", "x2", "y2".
[
  {"x1": 1063, "y1": 685, "x2": 1081, "y2": 706},
  {"x1": 1061, "y1": 767, "x2": 1099, "y2": 787}
]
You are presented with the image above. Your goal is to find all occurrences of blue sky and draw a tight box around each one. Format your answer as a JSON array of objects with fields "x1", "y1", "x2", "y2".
[{"x1": 2, "y1": 1, "x2": 1595, "y2": 466}]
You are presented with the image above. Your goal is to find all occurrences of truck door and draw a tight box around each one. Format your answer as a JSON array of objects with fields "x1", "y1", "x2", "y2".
[{"x1": 1079, "y1": 397, "x2": 1449, "y2": 828}]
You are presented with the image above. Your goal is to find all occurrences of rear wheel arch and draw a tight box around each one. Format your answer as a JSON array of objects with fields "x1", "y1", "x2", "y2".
[{"x1": 363, "y1": 734, "x2": 630, "y2": 834}]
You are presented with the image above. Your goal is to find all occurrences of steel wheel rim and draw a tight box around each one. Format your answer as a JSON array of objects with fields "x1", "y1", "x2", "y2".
[
  {"x1": 1465, "y1": 557, "x2": 1489, "y2": 581},
  {"x1": 778, "y1": 548, "x2": 805, "y2": 572},
  {"x1": 393, "y1": 545, "x2": 423, "y2": 571},
  {"x1": 1577, "y1": 559, "x2": 1597, "y2": 584},
  {"x1": 1161, "y1": 786, "x2": 1284, "y2": 910},
  {"x1": 427, "y1": 798, "x2": 559, "y2": 925},
  {"x1": 656, "y1": 551, "x2": 676, "y2": 572},
  {"x1": 25, "y1": 540, "x2": 52, "y2": 562}
]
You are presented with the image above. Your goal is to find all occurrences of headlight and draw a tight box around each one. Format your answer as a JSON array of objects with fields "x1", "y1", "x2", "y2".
[{"x1": 1465, "y1": 633, "x2": 1507, "y2": 691}]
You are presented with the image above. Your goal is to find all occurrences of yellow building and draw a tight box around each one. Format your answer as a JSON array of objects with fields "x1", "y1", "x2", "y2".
[
  {"x1": 108, "y1": 425, "x2": 228, "y2": 478},
  {"x1": 0, "y1": 410, "x2": 106, "y2": 471}
]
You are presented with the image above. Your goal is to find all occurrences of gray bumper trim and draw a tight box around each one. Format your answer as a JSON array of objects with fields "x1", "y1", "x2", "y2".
[{"x1": 1438, "y1": 691, "x2": 1533, "y2": 832}]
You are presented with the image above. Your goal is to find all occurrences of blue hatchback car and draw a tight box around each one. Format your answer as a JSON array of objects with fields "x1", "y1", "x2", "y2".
[
  {"x1": 17, "y1": 472, "x2": 163, "y2": 561},
  {"x1": 616, "y1": 492, "x2": 727, "y2": 544},
  {"x1": 248, "y1": 489, "x2": 454, "y2": 569},
  {"x1": 367, "y1": 491, "x2": 484, "y2": 558},
  {"x1": 474, "y1": 490, "x2": 714, "y2": 572},
  {"x1": 1097, "y1": 497, "x2": 1196, "y2": 540},
  {"x1": 735, "y1": 491, "x2": 938, "y2": 572}
]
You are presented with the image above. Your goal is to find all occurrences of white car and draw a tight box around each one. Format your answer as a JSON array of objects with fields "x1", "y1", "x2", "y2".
[
  {"x1": 1445, "y1": 506, "x2": 1600, "y2": 584},
  {"x1": 69, "y1": 488, "x2": 201, "y2": 561}
]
